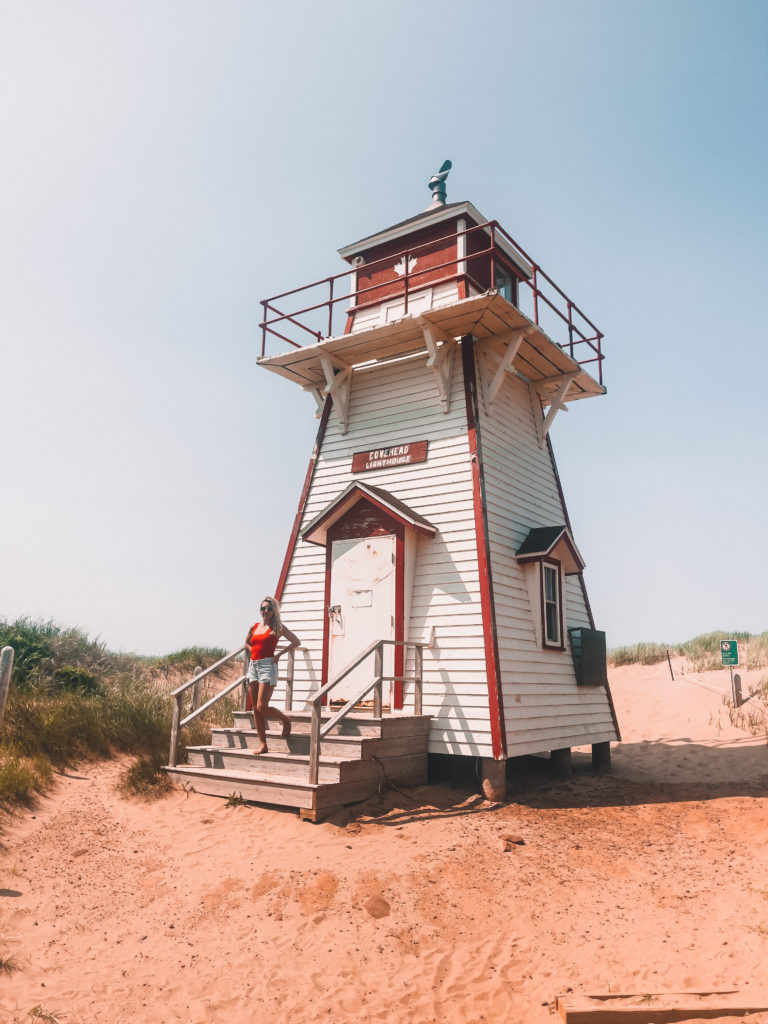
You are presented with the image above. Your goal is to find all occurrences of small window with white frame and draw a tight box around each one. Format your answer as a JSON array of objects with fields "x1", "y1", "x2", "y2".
[{"x1": 541, "y1": 560, "x2": 563, "y2": 648}]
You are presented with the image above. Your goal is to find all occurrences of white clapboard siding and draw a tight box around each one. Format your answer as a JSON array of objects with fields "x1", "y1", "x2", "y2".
[
  {"x1": 276, "y1": 353, "x2": 497, "y2": 757},
  {"x1": 274, "y1": 336, "x2": 615, "y2": 762},
  {"x1": 474, "y1": 341, "x2": 618, "y2": 756},
  {"x1": 349, "y1": 281, "x2": 462, "y2": 333}
]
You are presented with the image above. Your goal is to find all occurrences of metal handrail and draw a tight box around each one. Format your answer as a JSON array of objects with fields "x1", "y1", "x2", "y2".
[
  {"x1": 167, "y1": 646, "x2": 298, "y2": 768},
  {"x1": 258, "y1": 218, "x2": 605, "y2": 384},
  {"x1": 307, "y1": 639, "x2": 426, "y2": 786}
]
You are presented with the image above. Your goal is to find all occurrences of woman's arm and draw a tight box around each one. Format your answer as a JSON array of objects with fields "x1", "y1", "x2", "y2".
[{"x1": 274, "y1": 625, "x2": 300, "y2": 659}]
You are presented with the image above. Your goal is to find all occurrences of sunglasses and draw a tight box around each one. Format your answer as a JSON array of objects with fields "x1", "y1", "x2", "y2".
[{"x1": 260, "y1": 605, "x2": 272, "y2": 613}]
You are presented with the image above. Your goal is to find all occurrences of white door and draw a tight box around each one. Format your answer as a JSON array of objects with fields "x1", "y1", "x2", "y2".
[{"x1": 328, "y1": 534, "x2": 395, "y2": 703}]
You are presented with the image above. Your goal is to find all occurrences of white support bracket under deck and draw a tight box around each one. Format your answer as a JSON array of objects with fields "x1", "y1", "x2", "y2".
[
  {"x1": 530, "y1": 371, "x2": 579, "y2": 447},
  {"x1": 482, "y1": 326, "x2": 535, "y2": 406},
  {"x1": 419, "y1": 315, "x2": 457, "y2": 414},
  {"x1": 319, "y1": 353, "x2": 353, "y2": 434},
  {"x1": 303, "y1": 385, "x2": 326, "y2": 418}
]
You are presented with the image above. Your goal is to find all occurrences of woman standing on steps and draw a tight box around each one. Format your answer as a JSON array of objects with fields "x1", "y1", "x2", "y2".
[{"x1": 245, "y1": 596, "x2": 300, "y2": 755}]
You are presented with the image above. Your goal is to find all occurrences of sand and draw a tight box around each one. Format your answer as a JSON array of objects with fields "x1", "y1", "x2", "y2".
[{"x1": 2, "y1": 658, "x2": 767, "y2": 1024}]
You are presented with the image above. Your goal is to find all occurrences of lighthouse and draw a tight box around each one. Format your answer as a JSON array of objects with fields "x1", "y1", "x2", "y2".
[{"x1": 258, "y1": 163, "x2": 619, "y2": 800}]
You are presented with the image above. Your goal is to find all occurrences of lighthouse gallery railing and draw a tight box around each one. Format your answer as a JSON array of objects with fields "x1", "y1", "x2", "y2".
[{"x1": 259, "y1": 219, "x2": 604, "y2": 385}]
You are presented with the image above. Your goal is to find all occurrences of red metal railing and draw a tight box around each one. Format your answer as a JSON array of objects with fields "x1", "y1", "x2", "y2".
[{"x1": 259, "y1": 220, "x2": 604, "y2": 385}]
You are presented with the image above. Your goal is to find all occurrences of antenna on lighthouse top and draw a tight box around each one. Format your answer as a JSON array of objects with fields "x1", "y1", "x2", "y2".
[{"x1": 426, "y1": 159, "x2": 452, "y2": 209}]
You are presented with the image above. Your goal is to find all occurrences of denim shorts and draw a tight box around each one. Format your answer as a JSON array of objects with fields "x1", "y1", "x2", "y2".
[{"x1": 247, "y1": 657, "x2": 277, "y2": 686}]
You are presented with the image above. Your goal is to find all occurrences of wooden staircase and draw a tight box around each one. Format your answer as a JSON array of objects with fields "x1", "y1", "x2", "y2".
[{"x1": 165, "y1": 709, "x2": 431, "y2": 822}]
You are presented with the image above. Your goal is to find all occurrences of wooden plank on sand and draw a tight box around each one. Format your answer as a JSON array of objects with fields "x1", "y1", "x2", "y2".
[{"x1": 554, "y1": 990, "x2": 768, "y2": 1023}]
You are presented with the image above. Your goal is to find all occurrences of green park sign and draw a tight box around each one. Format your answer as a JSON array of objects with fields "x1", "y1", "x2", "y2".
[{"x1": 720, "y1": 640, "x2": 739, "y2": 666}]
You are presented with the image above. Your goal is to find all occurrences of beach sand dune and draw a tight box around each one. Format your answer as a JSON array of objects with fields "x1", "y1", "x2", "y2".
[{"x1": 1, "y1": 659, "x2": 767, "y2": 1023}]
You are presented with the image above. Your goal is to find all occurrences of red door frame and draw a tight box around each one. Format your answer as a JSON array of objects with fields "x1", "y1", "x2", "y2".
[{"x1": 321, "y1": 499, "x2": 406, "y2": 709}]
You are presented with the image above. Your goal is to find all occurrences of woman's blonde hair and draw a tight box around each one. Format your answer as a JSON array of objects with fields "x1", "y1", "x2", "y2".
[{"x1": 261, "y1": 595, "x2": 283, "y2": 636}]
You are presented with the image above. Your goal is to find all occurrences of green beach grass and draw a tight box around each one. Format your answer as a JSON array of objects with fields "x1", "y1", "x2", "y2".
[
  {"x1": 0, "y1": 617, "x2": 235, "y2": 808},
  {"x1": 608, "y1": 630, "x2": 768, "y2": 671}
]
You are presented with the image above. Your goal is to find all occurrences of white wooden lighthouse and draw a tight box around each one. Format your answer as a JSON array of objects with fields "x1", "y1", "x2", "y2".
[{"x1": 258, "y1": 163, "x2": 619, "y2": 799}]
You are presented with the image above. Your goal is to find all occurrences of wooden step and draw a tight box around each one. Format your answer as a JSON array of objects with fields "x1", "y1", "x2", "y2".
[
  {"x1": 232, "y1": 710, "x2": 380, "y2": 737},
  {"x1": 164, "y1": 758, "x2": 428, "y2": 817},
  {"x1": 186, "y1": 746, "x2": 346, "y2": 783},
  {"x1": 164, "y1": 765, "x2": 316, "y2": 810},
  {"x1": 210, "y1": 727, "x2": 430, "y2": 760},
  {"x1": 211, "y1": 728, "x2": 363, "y2": 757},
  {"x1": 186, "y1": 745, "x2": 428, "y2": 786},
  {"x1": 233, "y1": 710, "x2": 432, "y2": 740}
]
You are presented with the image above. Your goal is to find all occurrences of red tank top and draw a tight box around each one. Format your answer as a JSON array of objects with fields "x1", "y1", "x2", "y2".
[{"x1": 249, "y1": 623, "x2": 279, "y2": 660}]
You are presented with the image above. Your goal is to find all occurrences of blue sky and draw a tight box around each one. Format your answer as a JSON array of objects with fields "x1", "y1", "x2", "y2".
[{"x1": 2, "y1": 0, "x2": 766, "y2": 654}]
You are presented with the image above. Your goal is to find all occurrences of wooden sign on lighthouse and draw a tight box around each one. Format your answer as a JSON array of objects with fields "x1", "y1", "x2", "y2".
[{"x1": 258, "y1": 162, "x2": 619, "y2": 799}]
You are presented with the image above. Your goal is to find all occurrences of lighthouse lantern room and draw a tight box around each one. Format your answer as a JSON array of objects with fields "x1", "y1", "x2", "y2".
[{"x1": 258, "y1": 163, "x2": 619, "y2": 799}]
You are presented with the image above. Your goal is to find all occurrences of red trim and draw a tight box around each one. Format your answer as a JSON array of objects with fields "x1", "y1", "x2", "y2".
[
  {"x1": 394, "y1": 533, "x2": 405, "y2": 708},
  {"x1": 461, "y1": 337, "x2": 506, "y2": 758},
  {"x1": 275, "y1": 396, "x2": 332, "y2": 601},
  {"x1": 303, "y1": 483, "x2": 435, "y2": 545},
  {"x1": 320, "y1": 543, "x2": 332, "y2": 706},
  {"x1": 545, "y1": 430, "x2": 621, "y2": 741},
  {"x1": 540, "y1": 557, "x2": 566, "y2": 651}
]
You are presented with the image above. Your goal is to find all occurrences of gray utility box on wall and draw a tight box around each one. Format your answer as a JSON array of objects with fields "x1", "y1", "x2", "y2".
[{"x1": 569, "y1": 628, "x2": 609, "y2": 687}]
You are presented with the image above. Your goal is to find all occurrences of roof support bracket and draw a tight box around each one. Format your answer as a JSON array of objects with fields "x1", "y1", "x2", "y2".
[
  {"x1": 419, "y1": 315, "x2": 456, "y2": 414},
  {"x1": 303, "y1": 385, "x2": 326, "y2": 418},
  {"x1": 532, "y1": 372, "x2": 578, "y2": 447},
  {"x1": 482, "y1": 326, "x2": 534, "y2": 406},
  {"x1": 319, "y1": 353, "x2": 353, "y2": 434}
]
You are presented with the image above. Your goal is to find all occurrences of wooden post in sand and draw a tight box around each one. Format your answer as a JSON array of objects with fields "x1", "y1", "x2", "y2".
[
  {"x1": 551, "y1": 747, "x2": 572, "y2": 777},
  {"x1": 0, "y1": 646, "x2": 14, "y2": 728},
  {"x1": 480, "y1": 757, "x2": 507, "y2": 801},
  {"x1": 592, "y1": 741, "x2": 611, "y2": 771},
  {"x1": 733, "y1": 673, "x2": 743, "y2": 708}
]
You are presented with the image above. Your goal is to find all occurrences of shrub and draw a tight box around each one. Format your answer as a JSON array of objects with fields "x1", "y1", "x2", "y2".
[
  {"x1": 0, "y1": 753, "x2": 53, "y2": 809},
  {"x1": 116, "y1": 751, "x2": 174, "y2": 801},
  {"x1": 0, "y1": 616, "x2": 130, "y2": 690},
  {"x1": 0, "y1": 617, "x2": 235, "y2": 807},
  {"x1": 53, "y1": 665, "x2": 102, "y2": 694}
]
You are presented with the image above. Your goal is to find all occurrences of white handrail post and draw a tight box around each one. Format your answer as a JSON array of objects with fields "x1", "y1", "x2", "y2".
[
  {"x1": 308, "y1": 699, "x2": 321, "y2": 785},
  {"x1": 414, "y1": 644, "x2": 423, "y2": 716},
  {"x1": 373, "y1": 642, "x2": 383, "y2": 718},
  {"x1": 241, "y1": 649, "x2": 250, "y2": 711},
  {"x1": 285, "y1": 648, "x2": 295, "y2": 712},
  {"x1": 191, "y1": 665, "x2": 202, "y2": 713},
  {"x1": 0, "y1": 646, "x2": 14, "y2": 728},
  {"x1": 169, "y1": 694, "x2": 181, "y2": 768}
]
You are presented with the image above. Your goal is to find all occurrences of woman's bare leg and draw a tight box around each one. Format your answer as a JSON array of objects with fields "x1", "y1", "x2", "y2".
[
  {"x1": 250, "y1": 680, "x2": 268, "y2": 754},
  {"x1": 255, "y1": 683, "x2": 291, "y2": 742}
]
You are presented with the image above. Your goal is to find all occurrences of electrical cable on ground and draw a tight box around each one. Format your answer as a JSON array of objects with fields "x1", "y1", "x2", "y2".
[{"x1": 372, "y1": 753, "x2": 413, "y2": 799}]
